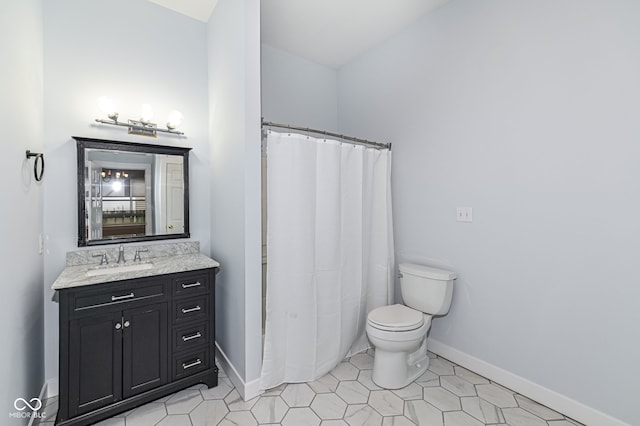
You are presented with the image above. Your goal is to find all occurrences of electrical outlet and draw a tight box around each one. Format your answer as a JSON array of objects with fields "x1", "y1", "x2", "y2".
[{"x1": 456, "y1": 207, "x2": 473, "y2": 223}]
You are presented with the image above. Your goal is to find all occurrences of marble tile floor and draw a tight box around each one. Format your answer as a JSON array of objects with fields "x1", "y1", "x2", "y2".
[{"x1": 34, "y1": 350, "x2": 585, "y2": 426}]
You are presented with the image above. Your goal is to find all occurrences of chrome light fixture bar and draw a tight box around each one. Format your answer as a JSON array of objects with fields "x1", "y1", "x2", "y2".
[
  {"x1": 94, "y1": 118, "x2": 184, "y2": 137},
  {"x1": 94, "y1": 97, "x2": 185, "y2": 137}
]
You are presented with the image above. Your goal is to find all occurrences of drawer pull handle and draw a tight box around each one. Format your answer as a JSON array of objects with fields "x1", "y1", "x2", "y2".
[
  {"x1": 181, "y1": 281, "x2": 202, "y2": 289},
  {"x1": 182, "y1": 332, "x2": 202, "y2": 342},
  {"x1": 111, "y1": 293, "x2": 134, "y2": 302},
  {"x1": 182, "y1": 359, "x2": 202, "y2": 370},
  {"x1": 181, "y1": 305, "x2": 201, "y2": 314}
]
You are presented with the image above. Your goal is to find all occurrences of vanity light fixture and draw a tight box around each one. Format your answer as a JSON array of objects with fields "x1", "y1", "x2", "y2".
[
  {"x1": 167, "y1": 110, "x2": 184, "y2": 130},
  {"x1": 140, "y1": 103, "x2": 154, "y2": 124},
  {"x1": 95, "y1": 97, "x2": 185, "y2": 137},
  {"x1": 101, "y1": 169, "x2": 129, "y2": 182}
]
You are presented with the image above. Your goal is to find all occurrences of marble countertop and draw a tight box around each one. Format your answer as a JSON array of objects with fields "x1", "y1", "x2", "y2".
[{"x1": 52, "y1": 242, "x2": 220, "y2": 290}]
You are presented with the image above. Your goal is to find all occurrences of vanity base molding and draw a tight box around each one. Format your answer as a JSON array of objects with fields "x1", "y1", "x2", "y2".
[
  {"x1": 55, "y1": 369, "x2": 218, "y2": 426},
  {"x1": 55, "y1": 268, "x2": 218, "y2": 426}
]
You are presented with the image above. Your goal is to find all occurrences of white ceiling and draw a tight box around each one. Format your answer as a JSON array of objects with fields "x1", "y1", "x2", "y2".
[{"x1": 147, "y1": 0, "x2": 449, "y2": 68}]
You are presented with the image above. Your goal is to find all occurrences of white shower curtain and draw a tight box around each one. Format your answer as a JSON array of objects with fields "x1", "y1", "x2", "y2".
[{"x1": 260, "y1": 131, "x2": 394, "y2": 390}]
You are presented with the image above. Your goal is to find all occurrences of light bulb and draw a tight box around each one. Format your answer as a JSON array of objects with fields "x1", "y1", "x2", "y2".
[
  {"x1": 98, "y1": 97, "x2": 118, "y2": 121},
  {"x1": 167, "y1": 110, "x2": 183, "y2": 130},
  {"x1": 141, "y1": 104, "x2": 154, "y2": 123}
]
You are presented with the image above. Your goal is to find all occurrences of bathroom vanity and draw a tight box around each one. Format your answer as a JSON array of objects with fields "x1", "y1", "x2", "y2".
[{"x1": 52, "y1": 243, "x2": 219, "y2": 426}]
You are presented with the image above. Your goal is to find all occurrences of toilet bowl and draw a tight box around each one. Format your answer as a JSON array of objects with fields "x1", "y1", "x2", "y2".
[
  {"x1": 366, "y1": 304, "x2": 432, "y2": 389},
  {"x1": 366, "y1": 263, "x2": 456, "y2": 389}
]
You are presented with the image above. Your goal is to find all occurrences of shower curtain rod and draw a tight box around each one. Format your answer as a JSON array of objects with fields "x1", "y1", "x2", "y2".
[{"x1": 262, "y1": 119, "x2": 392, "y2": 150}]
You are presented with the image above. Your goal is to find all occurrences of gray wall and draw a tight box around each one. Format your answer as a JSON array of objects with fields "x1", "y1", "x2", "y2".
[
  {"x1": 261, "y1": 44, "x2": 339, "y2": 131},
  {"x1": 42, "y1": 0, "x2": 210, "y2": 382},
  {"x1": 208, "y1": 0, "x2": 263, "y2": 384},
  {"x1": 0, "y1": 0, "x2": 45, "y2": 420},
  {"x1": 337, "y1": 0, "x2": 640, "y2": 423}
]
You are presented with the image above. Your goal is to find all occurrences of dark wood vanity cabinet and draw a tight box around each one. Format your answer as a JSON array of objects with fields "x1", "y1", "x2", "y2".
[
  {"x1": 68, "y1": 302, "x2": 168, "y2": 417},
  {"x1": 56, "y1": 268, "x2": 217, "y2": 426}
]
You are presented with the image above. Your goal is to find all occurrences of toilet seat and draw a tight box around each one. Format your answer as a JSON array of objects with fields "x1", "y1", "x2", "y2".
[{"x1": 367, "y1": 304, "x2": 425, "y2": 332}]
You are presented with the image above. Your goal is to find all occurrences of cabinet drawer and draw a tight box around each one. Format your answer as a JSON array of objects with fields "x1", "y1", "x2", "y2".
[
  {"x1": 74, "y1": 282, "x2": 165, "y2": 311},
  {"x1": 173, "y1": 295, "x2": 209, "y2": 323},
  {"x1": 172, "y1": 321, "x2": 209, "y2": 353},
  {"x1": 173, "y1": 271, "x2": 210, "y2": 297},
  {"x1": 173, "y1": 348, "x2": 210, "y2": 380}
]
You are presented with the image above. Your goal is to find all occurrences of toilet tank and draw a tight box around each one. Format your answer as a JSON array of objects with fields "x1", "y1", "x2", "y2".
[{"x1": 399, "y1": 263, "x2": 456, "y2": 315}]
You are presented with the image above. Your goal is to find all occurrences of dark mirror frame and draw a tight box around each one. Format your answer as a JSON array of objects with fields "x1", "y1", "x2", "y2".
[{"x1": 75, "y1": 136, "x2": 191, "y2": 247}]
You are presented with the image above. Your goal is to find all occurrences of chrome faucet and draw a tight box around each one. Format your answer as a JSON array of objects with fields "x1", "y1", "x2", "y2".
[
  {"x1": 133, "y1": 247, "x2": 148, "y2": 262},
  {"x1": 92, "y1": 252, "x2": 109, "y2": 265},
  {"x1": 117, "y1": 245, "x2": 126, "y2": 264}
]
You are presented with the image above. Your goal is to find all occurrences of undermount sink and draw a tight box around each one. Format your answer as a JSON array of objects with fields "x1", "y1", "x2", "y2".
[{"x1": 86, "y1": 262, "x2": 154, "y2": 277}]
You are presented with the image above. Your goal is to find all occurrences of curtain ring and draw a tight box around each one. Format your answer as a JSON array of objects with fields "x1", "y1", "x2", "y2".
[{"x1": 26, "y1": 150, "x2": 45, "y2": 182}]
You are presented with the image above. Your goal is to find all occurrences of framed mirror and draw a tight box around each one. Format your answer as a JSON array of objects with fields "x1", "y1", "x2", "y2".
[{"x1": 76, "y1": 136, "x2": 191, "y2": 246}]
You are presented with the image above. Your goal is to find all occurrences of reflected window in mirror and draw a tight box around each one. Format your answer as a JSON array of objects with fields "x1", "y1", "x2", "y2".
[{"x1": 76, "y1": 137, "x2": 191, "y2": 246}]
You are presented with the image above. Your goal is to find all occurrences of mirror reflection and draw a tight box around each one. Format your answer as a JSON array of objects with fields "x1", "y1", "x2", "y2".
[
  {"x1": 98, "y1": 167, "x2": 147, "y2": 238},
  {"x1": 77, "y1": 137, "x2": 190, "y2": 246}
]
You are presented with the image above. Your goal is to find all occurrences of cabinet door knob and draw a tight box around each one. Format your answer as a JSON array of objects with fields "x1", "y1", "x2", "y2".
[
  {"x1": 115, "y1": 323, "x2": 122, "y2": 330},
  {"x1": 123, "y1": 321, "x2": 130, "y2": 328}
]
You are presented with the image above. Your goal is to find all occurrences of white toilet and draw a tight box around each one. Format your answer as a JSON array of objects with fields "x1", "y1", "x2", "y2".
[{"x1": 366, "y1": 263, "x2": 456, "y2": 389}]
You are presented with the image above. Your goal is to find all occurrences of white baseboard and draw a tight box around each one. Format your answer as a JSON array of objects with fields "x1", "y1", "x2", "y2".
[
  {"x1": 27, "y1": 382, "x2": 50, "y2": 426},
  {"x1": 244, "y1": 376, "x2": 262, "y2": 401},
  {"x1": 44, "y1": 378, "x2": 58, "y2": 399},
  {"x1": 215, "y1": 341, "x2": 262, "y2": 401},
  {"x1": 428, "y1": 338, "x2": 629, "y2": 426}
]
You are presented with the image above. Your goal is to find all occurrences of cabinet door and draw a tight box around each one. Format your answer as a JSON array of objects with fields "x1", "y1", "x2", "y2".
[
  {"x1": 69, "y1": 311, "x2": 123, "y2": 417},
  {"x1": 122, "y1": 303, "x2": 168, "y2": 398}
]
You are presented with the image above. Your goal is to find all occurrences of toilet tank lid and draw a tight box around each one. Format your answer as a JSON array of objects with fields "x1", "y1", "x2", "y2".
[{"x1": 399, "y1": 263, "x2": 457, "y2": 280}]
